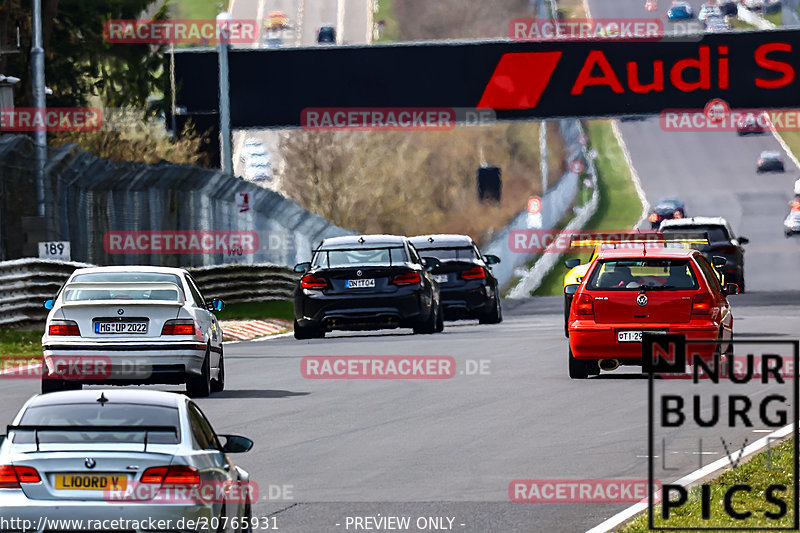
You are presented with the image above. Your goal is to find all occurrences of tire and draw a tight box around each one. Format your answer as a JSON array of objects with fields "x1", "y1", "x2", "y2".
[
  {"x1": 186, "y1": 348, "x2": 211, "y2": 398},
  {"x1": 434, "y1": 305, "x2": 445, "y2": 332},
  {"x1": 737, "y1": 274, "x2": 745, "y2": 293},
  {"x1": 563, "y1": 295, "x2": 572, "y2": 338},
  {"x1": 241, "y1": 502, "x2": 253, "y2": 533},
  {"x1": 568, "y1": 348, "x2": 590, "y2": 379},
  {"x1": 294, "y1": 319, "x2": 323, "y2": 340},
  {"x1": 414, "y1": 303, "x2": 439, "y2": 334},
  {"x1": 479, "y1": 296, "x2": 502, "y2": 324},
  {"x1": 211, "y1": 347, "x2": 225, "y2": 393}
]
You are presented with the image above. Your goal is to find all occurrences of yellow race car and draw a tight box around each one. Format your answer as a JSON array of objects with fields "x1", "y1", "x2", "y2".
[{"x1": 562, "y1": 233, "x2": 715, "y2": 337}]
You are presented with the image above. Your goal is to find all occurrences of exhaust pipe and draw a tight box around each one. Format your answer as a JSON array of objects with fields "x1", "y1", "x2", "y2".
[{"x1": 599, "y1": 359, "x2": 619, "y2": 371}]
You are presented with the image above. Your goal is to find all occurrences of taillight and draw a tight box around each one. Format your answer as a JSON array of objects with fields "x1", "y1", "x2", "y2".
[
  {"x1": 692, "y1": 293, "x2": 713, "y2": 316},
  {"x1": 393, "y1": 271, "x2": 421, "y2": 285},
  {"x1": 48, "y1": 320, "x2": 80, "y2": 336},
  {"x1": 300, "y1": 273, "x2": 328, "y2": 290},
  {"x1": 141, "y1": 465, "x2": 199, "y2": 486},
  {"x1": 574, "y1": 294, "x2": 594, "y2": 318},
  {"x1": 0, "y1": 465, "x2": 41, "y2": 488},
  {"x1": 161, "y1": 319, "x2": 198, "y2": 336},
  {"x1": 460, "y1": 266, "x2": 486, "y2": 280}
]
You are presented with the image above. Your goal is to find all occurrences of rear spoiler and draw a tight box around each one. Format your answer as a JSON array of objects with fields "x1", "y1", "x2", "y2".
[
  {"x1": 60, "y1": 282, "x2": 185, "y2": 305},
  {"x1": 570, "y1": 232, "x2": 709, "y2": 250},
  {"x1": 7, "y1": 425, "x2": 179, "y2": 452}
]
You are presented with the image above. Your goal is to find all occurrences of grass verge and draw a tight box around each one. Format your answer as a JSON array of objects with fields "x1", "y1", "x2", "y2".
[
  {"x1": 533, "y1": 120, "x2": 643, "y2": 296},
  {"x1": 215, "y1": 300, "x2": 294, "y2": 322},
  {"x1": 764, "y1": 10, "x2": 783, "y2": 26},
  {"x1": 0, "y1": 330, "x2": 44, "y2": 358},
  {"x1": 169, "y1": 0, "x2": 221, "y2": 20},
  {"x1": 375, "y1": 0, "x2": 400, "y2": 42},
  {"x1": 618, "y1": 437, "x2": 795, "y2": 531}
]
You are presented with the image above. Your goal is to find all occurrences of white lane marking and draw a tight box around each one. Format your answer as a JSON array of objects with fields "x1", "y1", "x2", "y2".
[
  {"x1": 337, "y1": 0, "x2": 346, "y2": 44},
  {"x1": 366, "y1": 0, "x2": 374, "y2": 43},
  {"x1": 229, "y1": 0, "x2": 238, "y2": 15},
  {"x1": 771, "y1": 129, "x2": 800, "y2": 170},
  {"x1": 584, "y1": 423, "x2": 794, "y2": 533},
  {"x1": 611, "y1": 120, "x2": 650, "y2": 227},
  {"x1": 296, "y1": 0, "x2": 305, "y2": 46},
  {"x1": 255, "y1": 0, "x2": 267, "y2": 49}
]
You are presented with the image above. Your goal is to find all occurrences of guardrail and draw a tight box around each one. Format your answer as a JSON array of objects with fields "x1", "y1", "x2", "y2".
[{"x1": 0, "y1": 259, "x2": 298, "y2": 329}]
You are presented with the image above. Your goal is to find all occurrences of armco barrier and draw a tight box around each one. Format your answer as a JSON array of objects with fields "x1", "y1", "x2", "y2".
[{"x1": 0, "y1": 259, "x2": 297, "y2": 329}]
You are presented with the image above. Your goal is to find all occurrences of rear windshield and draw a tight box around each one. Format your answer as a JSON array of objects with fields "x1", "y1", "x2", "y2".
[
  {"x1": 13, "y1": 404, "x2": 180, "y2": 445},
  {"x1": 662, "y1": 225, "x2": 729, "y2": 242},
  {"x1": 72, "y1": 272, "x2": 182, "y2": 285},
  {"x1": 313, "y1": 247, "x2": 407, "y2": 268},
  {"x1": 63, "y1": 286, "x2": 180, "y2": 302},
  {"x1": 414, "y1": 247, "x2": 478, "y2": 261},
  {"x1": 586, "y1": 259, "x2": 698, "y2": 290}
]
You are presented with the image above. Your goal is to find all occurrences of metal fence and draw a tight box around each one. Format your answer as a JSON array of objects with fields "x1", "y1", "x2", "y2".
[
  {"x1": 0, "y1": 134, "x2": 352, "y2": 267},
  {"x1": 0, "y1": 258, "x2": 298, "y2": 329}
]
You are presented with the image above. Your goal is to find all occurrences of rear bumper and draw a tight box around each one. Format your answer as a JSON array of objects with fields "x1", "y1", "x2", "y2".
[
  {"x1": 569, "y1": 322, "x2": 722, "y2": 361},
  {"x1": 295, "y1": 291, "x2": 428, "y2": 331},
  {"x1": 41, "y1": 341, "x2": 212, "y2": 384},
  {"x1": 439, "y1": 285, "x2": 491, "y2": 318}
]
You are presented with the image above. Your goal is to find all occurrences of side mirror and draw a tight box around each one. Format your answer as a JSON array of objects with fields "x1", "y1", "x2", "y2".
[
  {"x1": 420, "y1": 257, "x2": 441, "y2": 271},
  {"x1": 483, "y1": 254, "x2": 501, "y2": 265},
  {"x1": 725, "y1": 283, "x2": 740, "y2": 295},
  {"x1": 219, "y1": 434, "x2": 253, "y2": 454},
  {"x1": 209, "y1": 298, "x2": 224, "y2": 312},
  {"x1": 738, "y1": 237, "x2": 749, "y2": 245},
  {"x1": 711, "y1": 256, "x2": 727, "y2": 268},
  {"x1": 44, "y1": 299, "x2": 54, "y2": 310},
  {"x1": 0, "y1": 434, "x2": 5, "y2": 446},
  {"x1": 565, "y1": 258, "x2": 581, "y2": 269},
  {"x1": 293, "y1": 262, "x2": 311, "y2": 273},
  {"x1": 564, "y1": 284, "x2": 579, "y2": 295}
]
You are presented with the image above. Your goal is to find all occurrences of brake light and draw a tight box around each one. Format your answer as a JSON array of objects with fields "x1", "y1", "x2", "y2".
[
  {"x1": 460, "y1": 266, "x2": 486, "y2": 280},
  {"x1": 393, "y1": 271, "x2": 421, "y2": 285},
  {"x1": 692, "y1": 293, "x2": 713, "y2": 316},
  {"x1": 300, "y1": 273, "x2": 328, "y2": 290},
  {"x1": 141, "y1": 465, "x2": 200, "y2": 486},
  {"x1": 0, "y1": 465, "x2": 40, "y2": 488},
  {"x1": 161, "y1": 319, "x2": 198, "y2": 336},
  {"x1": 574, "y1": 293, "x2": 594, "y2": 318},
  {"x1": 48, "y1": 320, "x2": 80, "y2": 336}
]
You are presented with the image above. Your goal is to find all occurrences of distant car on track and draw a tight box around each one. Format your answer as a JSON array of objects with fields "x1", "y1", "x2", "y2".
[
  {"x1": 703, "y1": 14, "x2": 730, "y2": 32},
  {"x1": 408, "y1": 234, "x2": 502, "y2": 323},
  {"x1": 716, "y1": 0, "x2": 738, "y2": 15},
  {"x1": 648, "y1": 197, "x2": 686, "y2": 229},
  {"x1": 264, "y1": 10, "x2": 289, "y2": 30},
  {"x1": 736, "y1": 112, "x2": 768, "y2": 135},
  {"x1": 42, "y1": 266, "x2": 225, "y2": 397},
  {"x1": 784, "y1": 210, "x2": 800, "y2": 236},
  {"x1": 698, "y1": 3, "x2": 721, "y2": 21},
  {"x1": 659, "y1": 216, "x2": 749, "y2": 291},
  {"x1": 317, "y1": 24, "x2": 336, "y2": 43},
  {"x1": 667, "y1": 1, "x2": 694, "y2": 19},
  {"x1": 567, "y1": 247, "x2": 737, "y2": 379},
  {"x1": 293, "y1": 235, "x2": 443, "y2": 339},
  {"x1": 757, "y1": 150, "x2": 785, "y2": 173},
  {"x1": 0, "y1": 390, "x2": 253, "y2": 530}
]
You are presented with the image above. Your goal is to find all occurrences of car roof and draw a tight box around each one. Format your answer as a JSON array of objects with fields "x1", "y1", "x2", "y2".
[
  {"x1": 25, "y1": 389, "x2": 185, "y2": 409},
  {"x1": 70, "y1": 265, "x2": 189, "y2": 276},
  {"x1": 596, "y1": 247, "x2": 697, "y2": 260},
  {"x1": 408, "y1": 234, "x2": 474, "y2": 247},
  {"x1": 659, "y1": 216, "x2": 728, "y2": 227},
  {"x1": 761, "y1": 151, "x2": 781, "y2": 157},
  {"x1": 318, "y1": 234, "x2": 408, "y2": 249}
]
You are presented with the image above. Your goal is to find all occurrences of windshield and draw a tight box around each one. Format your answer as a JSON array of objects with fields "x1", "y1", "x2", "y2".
[
  {"x1": 586, "y1": 259, "x2": 699, "y2": 290},
  {"x1": 661, "y1": 225, "x2": 730, "y2": 242},
  {"x1": 312, "y1": 246, "x2": 408, "y2": 268},
  {"x1": 414, "y1": 246, "x2": 478, "y2": 261},
  {"x1": 13, "y1": 404, "x2": 180, "y2": 445}
]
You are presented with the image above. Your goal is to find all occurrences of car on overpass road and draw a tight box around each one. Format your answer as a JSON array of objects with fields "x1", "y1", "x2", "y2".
[
  {"x1": 567, "y1": 247, "x2": 737, "y2": 379},
  {"x1": 293, "y1": 235, "x2": 444, "y2": 339},
  {"x1": 0, "y1": 389, "x2": 253, "y2": 532},
  {"x1": 41, "y1": 267, "x2": 225, "y2": 397}
]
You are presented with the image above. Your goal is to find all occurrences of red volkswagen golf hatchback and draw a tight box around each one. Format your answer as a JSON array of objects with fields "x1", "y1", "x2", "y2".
[{"x1": 567, "y1": 246, "x2": 738, "y2": 379}]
